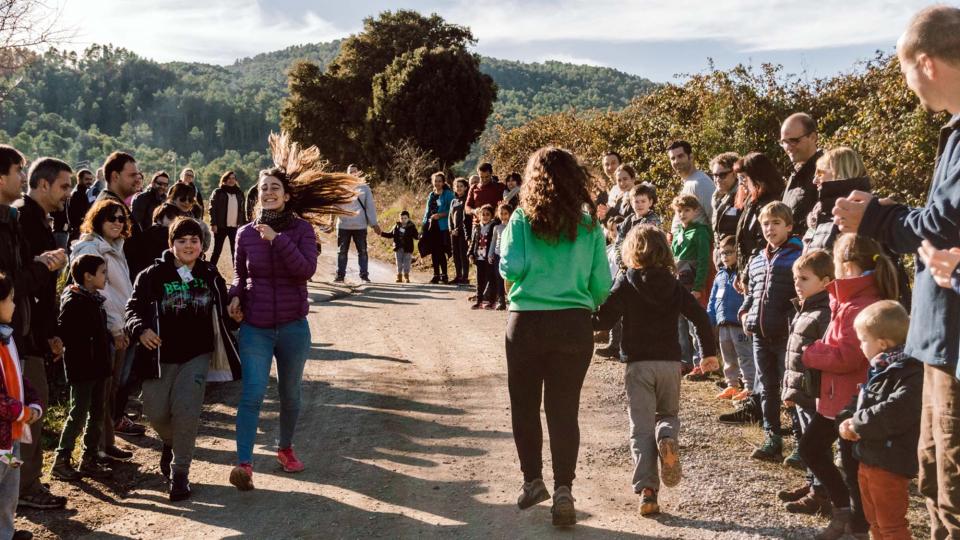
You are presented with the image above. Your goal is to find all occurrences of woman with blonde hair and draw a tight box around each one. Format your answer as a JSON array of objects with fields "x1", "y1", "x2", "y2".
[
  {"x1": 805, "y1": 147, "x2": 870, "y2": 251},
  {"x1": 499, "y1": 146, "x2": 612, "y2": 527}
]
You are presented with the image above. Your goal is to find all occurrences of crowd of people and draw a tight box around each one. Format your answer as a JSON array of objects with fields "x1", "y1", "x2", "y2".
[
  {"x1": 0, "y1": 132, "x2": 360, "y2": 539},
  {"x1": 0, "y1": 4, "x2": 959, "y2": 540}
]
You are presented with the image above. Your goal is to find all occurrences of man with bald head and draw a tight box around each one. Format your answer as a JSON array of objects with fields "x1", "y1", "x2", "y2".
[
  {"x1": 833, "y1": 6, "x2": 960, "y2": 536},
  {"x1": 779, "y1": 113, "x2": 822, "y2": 236}
]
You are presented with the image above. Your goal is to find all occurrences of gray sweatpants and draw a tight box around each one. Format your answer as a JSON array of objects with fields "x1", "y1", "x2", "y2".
[
  {"x1": 395, "y1": 251, "x2": 413, "y2": 274},
  {"x1": 142, "y1": 353, "x2": 210, "y2": 475},
  {"x1": 0, "y1": 444, "x2": 19, "y2": 540},
  {"x1": 625, "y1": 361, "x2": 680, "y2": 493},
  {"x1": 718, "y1": 325, "x2": 755, "y2": 390}
]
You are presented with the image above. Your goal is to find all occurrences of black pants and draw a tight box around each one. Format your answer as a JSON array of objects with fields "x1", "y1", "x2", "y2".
[
  {"x1": 506, "y1": 309, "x2": 593, "y2": 489},
  {"x1": 211, "y1": 226, "x2": 238, "y2": 266},
  {"x1": 451, "y1": 232, "x2": 470, "y2": 281},
  {"x1": 798, "y1": 413, "x2": 868, "y2": 533},
  {"x1": 489, "y1": 254, "x2": 505, "y2": 304},
  {"x1": 475, "y1": 259, "x2": 491, "y2": 302},
  {"x1": 429, "y1": 229, "x2": 450, "y2": 278}
]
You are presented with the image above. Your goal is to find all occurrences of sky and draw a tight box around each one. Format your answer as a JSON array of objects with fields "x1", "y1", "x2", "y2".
[{"x1": 59, "y1": 0, "x2": 939, "y2": 82}]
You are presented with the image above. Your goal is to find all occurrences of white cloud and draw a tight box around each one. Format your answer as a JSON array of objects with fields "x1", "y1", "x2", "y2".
[
  {"x1": 446, "y1": 0, "x2": 930, "y2": 51},
  {"x1": 61, "y1": 0, "x2": 352, "y2": 63},
  {"x1": 536, "y1": 53, "x2": 607, "y2": 66}
]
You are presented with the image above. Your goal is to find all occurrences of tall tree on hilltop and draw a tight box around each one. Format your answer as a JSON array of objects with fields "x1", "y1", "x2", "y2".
[{"x1": 281, "y1": 10, "x2": 497, "y2": 177}]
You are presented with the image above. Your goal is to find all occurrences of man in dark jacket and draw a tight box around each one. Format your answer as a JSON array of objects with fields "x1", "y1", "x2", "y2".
[
  {"x1": 130, "y1": 171, "x2": 169, "y2": 232},
  {"x1": 0, "y1": 147, "x2": 68, "y2": 510},
  {"x1": 833, "y1": 8, "x2": 960, "y2": 536},
  {"x1": 779, "y1": 113, "x2": 822, "y2": 237},
  {"x1": 67, "y1": 168, "x2": 94, "y2": 243}
]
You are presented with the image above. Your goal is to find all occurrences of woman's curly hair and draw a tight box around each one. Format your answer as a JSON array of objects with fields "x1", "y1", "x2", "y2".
[{"x1": 520, "y1": 147, "x2": 597, "y2": 242}]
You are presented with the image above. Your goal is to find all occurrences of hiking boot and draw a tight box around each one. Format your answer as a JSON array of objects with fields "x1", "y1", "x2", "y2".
[
  {"x1": 79, "y1": 459, "x2": 112, "y2": 479},
  {"x1": 815, "y1": 507, "x2": 852, "y2": 540},
  {"x1": 684, "y1": 367, "x2": 710, "y2": 381},
  {"x1": 51, "y1": 457, "x2": 82, "y2": 482},
  {"x1": 595, "y1": 345, "x2": 619, "y2": 358},
  {"x1": 716, "y1": 386, "x2": 740, "y2": 400},
  {"x1": 551, "y1": 486, "x2": 576, "y2": 527},
  {"x1": 115, "y1": 417, "x2": 146, "y2": 436},
  {"x1": 395, "y1": 273, "x2": 403, "y2": 283},
  {"x1": 403, "y1": 273, "x2": 410, "y2": 283},
  {"x1": 751, "y1": 433, "x2": 783, "y2": 462},
  {"x1": 718, "y1": 400, "x2": 760, "y2": 425},
  {"x1": 277, "y1": 447, "x2": 305, "y2": 473},
  {"x1": 777, "y1": 482, "x2": 811, "y2": 502},
  {"x1": 230, "y1": 463, "x2": 254, "y2": 491},
  {"x1": 100, "y1": 445, "x2": 133, "y2": 461},
  {"x1": 360, "y1": 276, "x2": 371, "y2": 283},
  {"x1": 657, "y1": 437, "x2": 682, "y2": 488},
  {"x1": 430, "y1": 275, "x2": 441, "y2": 284},
  {"x1": 440, "y1": 275, "x2": 449, "y2": 284},
  {"x1": 782, "y1": 447, "x2": 805, "y2": 470},
  {"x1": 159, "y1": 444, "x2": 173, "y2": 479},
  {"x1": 639, "y1": 488, "x2": 659, "y2": 516},
  {"x1": 785, "y1": 490, "x2": 832, "y2": 516},
  {"x1": 517, "y1": 478, "x2": 550, "y2": 509},
  {"x1": 170, "y1": 471, "x2": 191, "y2": 502}
]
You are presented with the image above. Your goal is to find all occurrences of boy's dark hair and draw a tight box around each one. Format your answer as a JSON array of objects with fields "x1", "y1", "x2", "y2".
[
  {"x1": 667, "y1": 140, "x2": 693, "y2": 156},
  {"x1": 671, "y1": 194, "x2": 702, "y2": 212},
  {"x1": 71, "y1": 254, "x2": 106, "y2": 285},
  {"x1": 168, "y1": 217, "x2": 204, "y2": 246},
  {"x1": 454, "y1": 177, "x2": 469, "y2": 188},
  {"x1": 400, "y1": 210, "x2": 410, "y2": 217},
  {"x1": 152, "y1": 202, "x2": 184, "y2": 224},
  {"x1": 719, "y1": 235, "x2": 737, "y2": 251},
  {"x1": 793, "y1": 249, "x2": 835, "y2": 281},
  {"x1": 28, "y1": 157, "x2": 72, "y2": 189},
  {"x1": 477, "y1": 162, "x2": 493, "y2": 173},
  {"x1": 479, "y1": 203, "x2": 495, "y2": 216},
  {"x1": 0, "y1": 271, "x2": 12, "y2": 301},
  {"x1": 0, "y1": 145, "x2": 25, "y2": 177},
  {"x1": 630, "y1": 183, "x2": 658, "y2": 206},
  {"x1": 103, "y1": 151, "x2": 136, "y2": 184}
]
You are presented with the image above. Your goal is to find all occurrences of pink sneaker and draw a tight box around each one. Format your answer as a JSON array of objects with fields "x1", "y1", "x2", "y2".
[
  {"x1": 230, "y1": 463, "x2": 254, "y2": 491},
  {"x1": 277, "y1": 447, "x2": 305, "y2": 473}
]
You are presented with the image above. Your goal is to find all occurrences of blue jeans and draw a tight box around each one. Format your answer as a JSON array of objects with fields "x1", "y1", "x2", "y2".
[
  {"x1": 678, "y1": 316, "x2": 701, "y2": 367},
  {"x1": 752, "y1": 334, "x2": 787, "y2": 435},
  {"x1": 235, "y1": 319, "x2": 311, "y2": 464},
  {"x1": 337, "y1": 228, "x2": 368, "y2": 279}
]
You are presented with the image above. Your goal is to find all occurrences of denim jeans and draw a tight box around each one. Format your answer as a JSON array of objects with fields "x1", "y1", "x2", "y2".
[
  {"x1": 0, "y1": 443, "x2": 19, "y2": 540},
  {"x1": 677, "y1": 316, "x2": 701, "y2": 368},
  {"x1": 751, "y1": 334, "x2": 787, "y2": 435},
  {"x1": 235, "y1": 319, "x2": 311, "y2": 464},
  {"x1": 336, "y1": 228, "x2": 369, "y2": 279}
]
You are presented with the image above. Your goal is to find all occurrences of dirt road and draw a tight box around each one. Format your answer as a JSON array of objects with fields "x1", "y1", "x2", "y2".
[{"x1": 16, "y1": 251, "x2": 927, "y2": 539}]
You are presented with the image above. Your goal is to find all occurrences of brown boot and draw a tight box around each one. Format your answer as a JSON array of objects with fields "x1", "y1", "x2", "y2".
[
  {"x1": 403, "y1": 273, "x2": 410, "y2": 282},
  {"x1": 777, "y1": 482, "x2": 811, "y2": 502},
  {"x1": 396, "y1": 273, "x2": 403, "y2": 283},
  {"x1": 815, "y1": 507, "x2": 851, "y2": 540},
  {"x1": 785, "y1": 490, "x2": 832, "y2": 516}
]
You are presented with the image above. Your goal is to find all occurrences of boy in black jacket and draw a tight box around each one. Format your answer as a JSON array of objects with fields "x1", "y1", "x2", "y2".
[
  {"x1": 52, "y1": 254, "x2": 113, "y2": 481},
  {"x1": 379, "y1": 211, "x2": 418, "y2": 283},
  {"x1": 838, "y1": 300, "x2": 921, "y2": 539},
  {"x1": 468, "y1": 205, "x2": 496, "y2": 310}
]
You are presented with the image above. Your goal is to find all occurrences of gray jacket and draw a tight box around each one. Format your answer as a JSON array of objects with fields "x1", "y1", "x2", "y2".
[{"x1": 336, "y1": 183, "x2": 377, "y2": 230}]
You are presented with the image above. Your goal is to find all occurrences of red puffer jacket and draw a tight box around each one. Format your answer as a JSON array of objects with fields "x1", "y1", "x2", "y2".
[
  {"x1": 802, "y1": 274, "x2": 882, "y2": 419},
  {"x1": 230, "y1": 218, "x2": 318, "y2": 328}
]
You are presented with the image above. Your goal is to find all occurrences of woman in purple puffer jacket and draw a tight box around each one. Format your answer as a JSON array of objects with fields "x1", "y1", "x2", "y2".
[{"x1": 228, "y1": 132, "x2": 360, "y2": 491}]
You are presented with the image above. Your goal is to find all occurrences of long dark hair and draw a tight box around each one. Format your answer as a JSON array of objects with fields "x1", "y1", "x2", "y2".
[
  {"x1": 520, "y1": 146, "x2": 597, "y2": 243},
  {"x1": 261, "y1": 132, "x2": 361, "y2": 230},
  {"x1": 733, "y1": 152, "x2": 785, "y2": 208}
]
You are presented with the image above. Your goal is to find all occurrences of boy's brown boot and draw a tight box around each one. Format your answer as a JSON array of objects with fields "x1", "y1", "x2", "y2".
[
  {"x1": 51, "y1": 456, "x2": 82, "y2": 482},
  {"x1": 395, "y1": 273, "x2": 403, "y2": 283},
  {"x1": 404, "y1": 273, "x2": 410, "y2": 282}
]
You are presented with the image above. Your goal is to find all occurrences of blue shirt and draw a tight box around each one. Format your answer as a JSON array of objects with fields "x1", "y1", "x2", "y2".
[{"x1": 423, "y1": 188, "x2": 455, "y2": 232}]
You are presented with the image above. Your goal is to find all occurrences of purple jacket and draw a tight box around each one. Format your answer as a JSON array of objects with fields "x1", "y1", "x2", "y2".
[{"x1": 230, "y1": 218, "x2": 318, "y2": 328}]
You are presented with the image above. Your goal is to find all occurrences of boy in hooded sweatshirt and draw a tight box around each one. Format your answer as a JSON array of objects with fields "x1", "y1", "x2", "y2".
[
  {"x1": 671, "y1": 194, "x2": 713, "y2": 380},
  {"x1": 593, "y1": 224, "x2": 718, "y2": 517},
  {"x1": 379, "y1": 210, "x2": 418, "y2": 283}
]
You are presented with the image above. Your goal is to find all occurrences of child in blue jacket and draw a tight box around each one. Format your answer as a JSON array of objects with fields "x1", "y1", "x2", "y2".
[{"x1": 707, "y1": 236, "x2": 755, "y2": 399}]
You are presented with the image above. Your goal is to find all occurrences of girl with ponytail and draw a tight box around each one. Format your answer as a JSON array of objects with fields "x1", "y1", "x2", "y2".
[
  {"x1": 228, "y1": 132, "x2": 359, "y2": 491},
  {"x1": 798, "y1": 233, "x2": 897, "y2": 538}
]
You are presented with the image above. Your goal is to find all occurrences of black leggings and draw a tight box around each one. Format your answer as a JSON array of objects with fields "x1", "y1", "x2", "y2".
[
  {"x1": 505, "y1": 309, "x2": 593, "y2": 489},
  {"x1": 798, "y1": 413, "x2": 868, "y2": 533},
  {"x1": 451, "y1": 233, "x2": 470, "y2": 280},
  {"x1": 428, "y1": 229, "x2": 449, "y2": 278}
]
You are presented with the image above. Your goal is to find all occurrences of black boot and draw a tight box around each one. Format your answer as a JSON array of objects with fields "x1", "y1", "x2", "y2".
[
  {"x1": 170, "y1": 471, "x2": 191, "y2": 502},
  {"x1": 160, "y1": 444, "x2": 173, "y2": 479}
]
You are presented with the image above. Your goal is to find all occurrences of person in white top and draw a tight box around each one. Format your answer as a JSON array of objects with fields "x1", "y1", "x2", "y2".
[
  {"x1": 209, "y1": 170, "x2": 248, "y2": 266},
  {"x1": 668, "y1": 140, "x2": 716, "y2": 225}
]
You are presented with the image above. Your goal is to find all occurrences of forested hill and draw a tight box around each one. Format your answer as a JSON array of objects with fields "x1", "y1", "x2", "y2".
[{"x1": 0, "y1": 41, "x2": 654, "y2": 192}]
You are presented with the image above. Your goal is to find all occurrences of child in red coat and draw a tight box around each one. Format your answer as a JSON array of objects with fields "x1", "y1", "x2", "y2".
[{"x1": 799, "y1": 234, "x2": 900, "y2": 540}]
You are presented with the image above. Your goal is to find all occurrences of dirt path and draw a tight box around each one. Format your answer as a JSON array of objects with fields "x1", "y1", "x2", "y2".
[{"x1": 16, "y1": 250, "x2": 928, "y2": 539}]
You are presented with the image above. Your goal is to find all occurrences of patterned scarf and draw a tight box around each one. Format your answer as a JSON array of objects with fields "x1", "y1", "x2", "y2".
[{"x1": 256, "y1": 208, "x2": 297, "y2": 231}]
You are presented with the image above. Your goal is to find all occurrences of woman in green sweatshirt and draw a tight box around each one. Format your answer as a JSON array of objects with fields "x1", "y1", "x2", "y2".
[{"x1": 498, "y1": 146, "x2": 612, "y2": 528}]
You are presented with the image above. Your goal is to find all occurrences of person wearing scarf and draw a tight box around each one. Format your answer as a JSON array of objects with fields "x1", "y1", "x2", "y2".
[
  {"x1": 209, "y1": 170, "x2": 248, "y2": 267},
  {"x1": 227, "y1": 132, "x2": 359, "y2": 491}
]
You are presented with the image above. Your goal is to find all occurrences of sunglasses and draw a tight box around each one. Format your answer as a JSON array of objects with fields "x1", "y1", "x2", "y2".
[
  {"x1": 779, "y1": 132, "x2": 812, "y2": 146},
  {"x1": 156, "y1": 182, "x2": 169, "y2": 188},
  {"x1": 710, "y1": 170, "x2": 733, "y2": 179},
  {"x1": 176, "y1": 196, "x2": 196, "y2": 203},
  {"x1": 105, "y1": 214, "x2": 127, "y2": 223}
]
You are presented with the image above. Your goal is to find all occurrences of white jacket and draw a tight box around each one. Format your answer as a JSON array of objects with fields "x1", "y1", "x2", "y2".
[{"x1": 70, "y1": 233, "x2": 133, "y2": 335}]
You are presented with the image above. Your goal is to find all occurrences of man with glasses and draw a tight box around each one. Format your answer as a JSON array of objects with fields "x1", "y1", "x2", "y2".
[
  {"x1": 779, "y1": 113, "x2": 823, "y2": 236},
  {"x1": 130, "y1": 171, "x2": 169, "y2": 231},
  {"x1": 709, "y1": 152, "x2": 742, "y2": 249}
]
